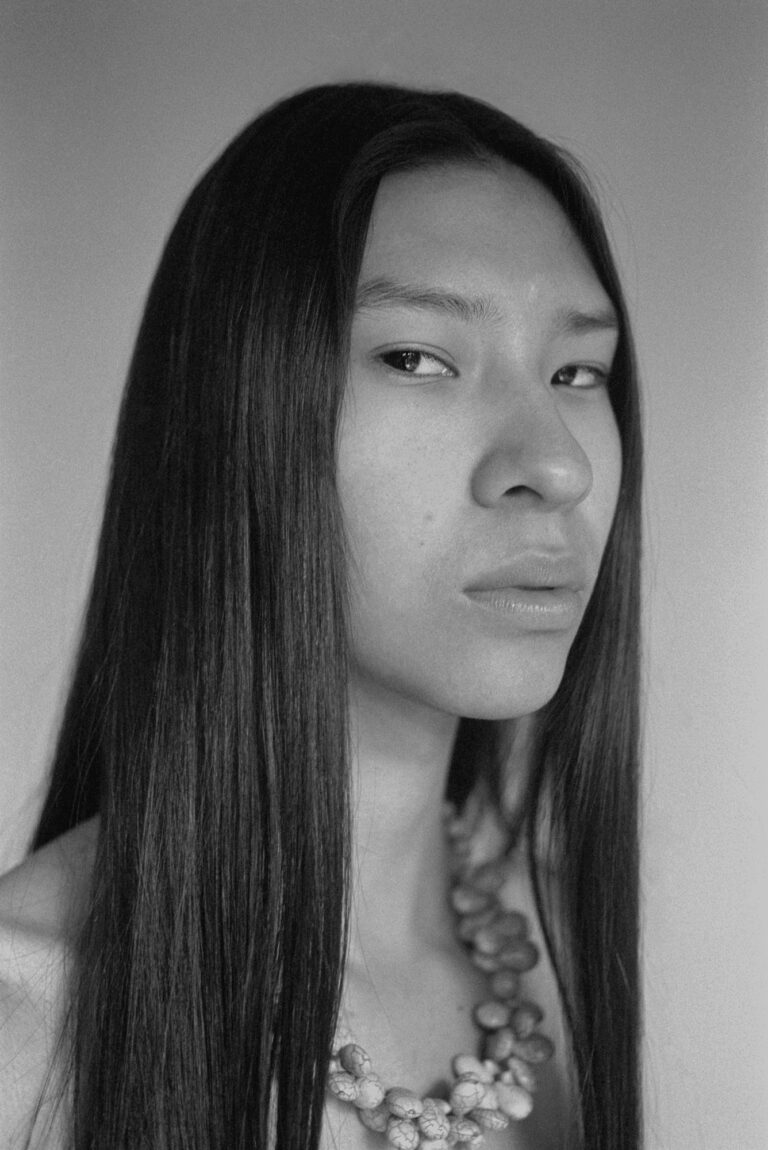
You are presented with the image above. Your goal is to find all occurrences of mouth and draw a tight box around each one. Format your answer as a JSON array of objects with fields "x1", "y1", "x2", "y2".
[
  {"x1": 463, "y1": 585, "x2": 583, "y2": 630},
  {"x1": 463, "y1": 554, "x2": 586, "y2": 595},
  {"x1": 462, "y1": 554, "x2": 586, "y2": 630}
]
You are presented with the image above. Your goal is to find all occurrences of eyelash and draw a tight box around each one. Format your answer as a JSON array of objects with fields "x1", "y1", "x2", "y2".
[
  {"x1": 378, "y1": 349, "x2": 609, "y2": 389},
  {"x1": 378, "y1": 349, "x2": 455, "y2": 377},
  {"x1": 551, "y1": 364, "x2": 609, "y2": 390}
]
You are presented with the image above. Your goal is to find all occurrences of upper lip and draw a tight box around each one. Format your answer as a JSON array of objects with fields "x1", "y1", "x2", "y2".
[{"x1": 463, "y1": 553, "x2": 586, "y2": 593}]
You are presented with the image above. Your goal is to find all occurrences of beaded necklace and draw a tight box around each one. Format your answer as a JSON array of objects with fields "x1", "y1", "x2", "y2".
[{"x1": 326, "y1": 804, "x2": 554, "y2": 1148}]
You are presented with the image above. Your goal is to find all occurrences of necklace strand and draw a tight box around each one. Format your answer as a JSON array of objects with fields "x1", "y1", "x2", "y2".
[{"x1": 327, "y1": 805, "x2": 554, "y2": 1148}]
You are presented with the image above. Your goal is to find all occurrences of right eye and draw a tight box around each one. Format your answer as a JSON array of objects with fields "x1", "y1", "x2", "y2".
[{"x1": 378, "y1": 349, "x2": 455, "y2": 377}]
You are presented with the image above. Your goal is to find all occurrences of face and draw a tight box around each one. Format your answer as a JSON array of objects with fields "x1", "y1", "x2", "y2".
[{"x1": 337, "y1": 162, "x2": 622, "y2": 720}]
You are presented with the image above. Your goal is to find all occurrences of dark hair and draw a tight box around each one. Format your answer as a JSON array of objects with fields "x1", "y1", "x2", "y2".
[{"x1": 33, "y1": 82, "x2": 642, "y2": 1150}]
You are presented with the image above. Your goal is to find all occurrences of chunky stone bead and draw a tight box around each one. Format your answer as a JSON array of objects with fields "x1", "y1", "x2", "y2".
[
  {"x1": 472, "y1": 926, "x2": 503, "y2": 955},
  {"x1": 468, "y1": 860, "x2": 507, "y2": 893},
  {"x1": 327, "y1": 1071, "x2": 359, "y2": 1102},
  {"x1": 510, "y1": 1002, "x2": 544, "y2": 1039},
  {"x1": 449, "y1": 1115, "x2": 483, "y2": 1144},
  {"x1": 386, "y1": 1088, "x2": 424, "y2": 1119},
  {"x1": 479, "y1": 1083, "x2": 499, "y2": 1110},
  {"x1": 340, "y1": 1042, "x2": 373, "y2": 1076},
  {"x1": 506, "y1": 1056, "x2": 539, "y2": 1093},
  {"x1": 358, "y1": 1104, "x2": 390, "y2": 1133},
  {"x1": 512, "y1": 1034, "x2": 555, "y2": 1064},
  {"x1": 418, "y1": 1098, "x2": 452, "y2": 1139},
  {"x1": 495, "y1": 1081, "x2": 534, "y2": 1120},
  {"x1": 451, "y1": 884, "x2": 493, "y2": 915},
  {"x1": 471, "y1": 950, "x2": 502, "y2": 973},
  {"x1": 497, "y1": 939, "x2": 539, "y2": 972},
  {"x1": 483, "y1": 1026, "x2": 516, "y2": 1062},
  {"x1": 353, "y1": 1074, "x2": 385, "y2": 1109},
  {"x1": 449, "y1": 1075, "x2": 486, "y2": 1114},
  {"x1": 471, "y1": 1107, "x2": 510, "y2": 1131},
  {"x1": 386, "y1": 1116, "x2": 420, "y2": 1149},
  {"x1": 489, "y1": 969, "x2": 520, "y2": 999},
  {"x1": 456, "y1": 907, "x2": 496, "y2": 941},
  {"x1": 494, "y1": 910, "x2": 528, "y2": 938},
  {"x1": 452, "y1": 1054, "x2": 493, "y2": 1083},
  {"x1": 474, "y1": 1001, "x2": 511, "y2": 1030}
]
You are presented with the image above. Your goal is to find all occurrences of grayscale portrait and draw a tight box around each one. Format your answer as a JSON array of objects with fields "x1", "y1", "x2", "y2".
[{"x1": 1, "y1": 5, "x2": 765, "y2": 1149}]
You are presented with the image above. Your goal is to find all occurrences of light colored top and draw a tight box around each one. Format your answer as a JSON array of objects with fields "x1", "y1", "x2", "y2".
[
  {"x1": 0, "y1": 816, "x2": 568, "y2": 1149},
  {"x1": 0, "y1": 819, "x2": 97, "y2": 1149}
]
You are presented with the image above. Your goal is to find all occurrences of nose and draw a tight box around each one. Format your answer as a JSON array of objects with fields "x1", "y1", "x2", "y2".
[{"x1": 470, "y1": 390, "x2": 593, "y2": 511}]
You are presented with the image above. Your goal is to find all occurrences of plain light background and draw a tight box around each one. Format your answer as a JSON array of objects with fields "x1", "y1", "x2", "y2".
[{"x1": 2, "y1": 2, "x2": 766, "y2": 1147}]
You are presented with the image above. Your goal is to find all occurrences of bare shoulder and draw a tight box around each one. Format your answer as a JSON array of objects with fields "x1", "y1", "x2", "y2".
[{"x1": 0, "y1": 818, "x2": 98, "y2": 1148}]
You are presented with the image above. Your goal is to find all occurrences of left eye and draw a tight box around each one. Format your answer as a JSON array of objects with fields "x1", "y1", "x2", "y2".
[
  {"x1": 552, "y1": 364, "x2": 608, "y2": 389},
  {"x1": 379, "y1": 349, "x2": 455, "y2": 377}
]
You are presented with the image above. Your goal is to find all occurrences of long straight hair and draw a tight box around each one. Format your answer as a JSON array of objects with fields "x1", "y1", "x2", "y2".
[{"x1": 33, "y1": 83, "x2": 642, "y2": 1150}]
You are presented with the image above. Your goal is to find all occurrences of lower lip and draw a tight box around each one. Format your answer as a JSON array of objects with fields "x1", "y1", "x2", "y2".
[{"x1": 463, "y1": 587, "x2": 582, "y2": 631}]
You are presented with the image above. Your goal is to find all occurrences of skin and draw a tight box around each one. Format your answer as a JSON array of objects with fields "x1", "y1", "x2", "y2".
[{"x1": 325, "y1": 162, "x2": 622, "y2": 1149}]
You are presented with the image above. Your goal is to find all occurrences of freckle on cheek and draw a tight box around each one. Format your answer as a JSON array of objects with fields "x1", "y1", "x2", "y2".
[{"x1": 417, "y1": 511, "x2": 435, "y2": 549}]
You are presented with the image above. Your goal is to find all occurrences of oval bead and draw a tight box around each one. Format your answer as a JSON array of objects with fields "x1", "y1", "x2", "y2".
[
  {"x1": 494, "y1": 911, "x2": 528, "y2": 939},
  {"x1": 511, "y1": 1002, "x2": 544, "y2": 1039},
  {"x1": 474, "y1": 1001, "x2": 511, "y2": 1030},
  {"x1": 484, "y1": 1026, "x2": 516, "y2": 1062},
  {"x1": 513, "y1": 1034, "x2": 555, "y2": 1064},
  {"x1": 497, "y1": 939, "x2": 539, "y2": 972},
  {"x1": 449, "y1": 1115, "x2": 484, "y2": 1144},
  {"x1": 473, "y1": 926, "x2": 503, "y2": 956},
  {"x1": 386, "y1": 1088, "x2": 424, "y2": 1119},
  {"x1": 471, "y1": 950, "x2": 502, "y2": 974},
  {"x1": 386, "y1": 1116, "x2": 420, "y2": 1150},
  {"x1": 339, "y1": 1042, "x2": 373, "y2": 1077},
  {"x1": 449, "y1": 1075, "x2": 486, "y2": 1114},
  {"x1": 456, "y1": 908, "x2": 496, "y2": 941},
  {"x1": 479, "y1": 1083, "x2": 499, "y2": 1109},
  {"x1": 358, "y1": 1104, "x2": 390, "y2": 1133},
  {"x1": 468, "y1": 860, "x2": 507, "y2": 892},
  {"x1": 489, "y1": 969, "x2": 520, "y2": 999},
  {"x1": 507, "y1": 1056, "x2": 539, "y2": 1093},
  {"x1": 452, "y1": 1054, "x2": 493, "y2": 1083},
  {"x1": 354, "y1": 1074, "x2": 385, "y2": 1109},
  {"x1": 327, "y1": 1071, "x2": 359, "y2": 1102},
  {"x1": 495, "y1": 1081, "x2": 534, "y2": 1120},
  {"x1": 420, "y1": 1140, "x2": 450, "y2": 1150},
  {"x1": 451, "y1": 885, "x2": 493, "y2": 915},
  {"x1": 471, "y1": 1107, "x2": 510, "y2": 1131},
  {"x1": 418, "y1": 1098, "x2": 452, "y2": 1139}
]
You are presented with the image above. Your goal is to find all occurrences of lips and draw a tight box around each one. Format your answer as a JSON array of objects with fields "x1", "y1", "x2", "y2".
[{"x1": 463, "y1": 553, "x2": 586, "y2": 594}]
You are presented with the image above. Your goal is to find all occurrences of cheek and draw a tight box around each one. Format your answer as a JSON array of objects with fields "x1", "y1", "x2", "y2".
[
  {"x1": 586, "y1": 413, "x2": 623, "y2": 558},
  {"x1": 336, "y1": 403, "x2": 456, "y2": 580},
  {"x1": 598, "y1": 417, "x2": 623, "y2": 523}
]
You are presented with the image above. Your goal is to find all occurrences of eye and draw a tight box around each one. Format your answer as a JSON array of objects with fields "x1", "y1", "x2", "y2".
[
  {"x1": 378, "y1": 349, "x2": 455, "y2": 377},
  {"x1": 552, "y1": 363, "x2": 609, "y2": 390}
]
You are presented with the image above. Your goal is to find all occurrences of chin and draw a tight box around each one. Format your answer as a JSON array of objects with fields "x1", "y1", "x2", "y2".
[{"x1": 438, "y1": 650, "x2": 570, "y2": 722}]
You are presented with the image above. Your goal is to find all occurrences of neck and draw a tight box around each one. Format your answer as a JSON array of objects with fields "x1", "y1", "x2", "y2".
[{"x1": 346, "y1": 671, "x2": 460, "y2": 968}]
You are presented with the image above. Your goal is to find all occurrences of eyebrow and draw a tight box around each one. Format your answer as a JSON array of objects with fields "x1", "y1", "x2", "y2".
[
  {"x1": 355, "y1": 275, "x2": 620, "y2": 336},
  {"x1": 356, "y1": 276, "x2": 504, "y2": 324}
]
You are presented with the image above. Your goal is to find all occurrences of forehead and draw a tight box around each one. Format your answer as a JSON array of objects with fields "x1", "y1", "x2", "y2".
[{"x1": 360, "y1": 162, "x2": 610, "y2": 313}]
